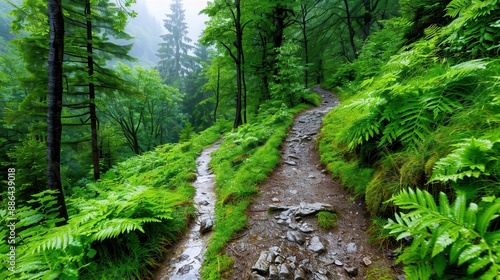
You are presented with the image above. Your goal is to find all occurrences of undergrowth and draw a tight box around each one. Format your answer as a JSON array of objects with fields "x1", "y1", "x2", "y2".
[
  {"x1": 0, "y1": 122, "x2": 230, "y2": 279},
  {"x1": 318, "y1": 1, "x2": 500, "y2": 279}
]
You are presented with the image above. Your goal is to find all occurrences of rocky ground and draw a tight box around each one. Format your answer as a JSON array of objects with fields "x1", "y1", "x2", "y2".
[{"x1": 223, "y1": 87, "x2": 397, "y2": 279}]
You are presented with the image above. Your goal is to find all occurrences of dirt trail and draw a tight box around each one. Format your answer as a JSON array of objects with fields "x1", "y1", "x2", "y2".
[{"x1": 224, "y1": 87, "x2": 388, "y2": 279}]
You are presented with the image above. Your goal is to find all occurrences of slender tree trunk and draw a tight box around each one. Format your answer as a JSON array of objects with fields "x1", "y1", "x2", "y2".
[
  {"x1": 85, "y1": 0, "x2": 100, "y2": 181},
  {"x1": 300, "y1": 4, "x2": 309, "y2": 88},
  {"x1": 214, "y1": 62, "x2": 220, "y2": 123},
  {"x1": 47, "y1": 0, "x2": 68, "y2": 223},
  {"x1": 343, "y1": 0, "x2": 358, "y2": 59},
  {"x1": 233, "y1": 0, "x2": 243, "y2": 129}
]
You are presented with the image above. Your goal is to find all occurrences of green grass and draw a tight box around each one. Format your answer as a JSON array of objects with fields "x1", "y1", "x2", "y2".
[{"x1": 317, "y1": 211, "x2": 337, "y2": 229}]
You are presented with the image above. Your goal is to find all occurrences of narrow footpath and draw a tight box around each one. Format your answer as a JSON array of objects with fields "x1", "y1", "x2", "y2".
[
  {"x1": 224, "y1": 87, "x2": 391, "y2": 279},
  {"x1": 154, "y1": 141, "x2": 221, "y2": 280}
]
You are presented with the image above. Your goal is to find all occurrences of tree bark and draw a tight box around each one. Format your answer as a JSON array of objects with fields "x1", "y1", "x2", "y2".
[
  {"x1": 47, "y1": 0, "x2": 68, "y2": 223},
  {"x1": 85, "y1": 0, "x2": 100, "y2": 181},
  {"x1": 233, "y1": 0, "x2": 243, "y2": 129}
]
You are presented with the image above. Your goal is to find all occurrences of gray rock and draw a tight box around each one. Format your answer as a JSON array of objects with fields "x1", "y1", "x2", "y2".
[
  {"x1": 250, "y1": 272, "x2": 267, "y2": 280},
  {"x1": 287, "y1": 230, "x2": 306, "y2": 245},
  {"x1": 307, "y1": 236, "x2": 326, "y2": 254},
  {"x1": 362, "y1": 256, "x2": 372, "y2": 266},
  {"x1": 294, "y1": 266, "x2": 307, "y2": 280},
  {"x1": 252, "y1": 251, "x2": 270, "y2": 275},
  {"x1": 269, "y1": 204, "x2": 291, "y2": 211},
  {"x1": 199, "y1": 200, "x2": 210, "y2": 206},
  {"x1": 275, "y1": 255, "x2": 285, "y2": 264},
  {"x1": 296, "y1": 202, "x2": 335, "y2": 217},
  {"x1": 279, "y1": 264, "x2": 291, "y2": 279},
  {"x1": 344, "y1": 266, "x2": 359, "y2": 277},
  {"x1": 397, "y1": 275, "x2": 406, "y2": 280},
  {"x1": 267, "y1": 251, "x2": 277, "y2": 263},
  {"x1": 299, "y1": 223, "x2": 314, "y2": 233},
  {"x1": 313, "y1": 271, "x2": 335, "y2": 280},
  {"x1": 199, "y1": 217, "x2": 214, "y2": 234},
  {"x1": 269, "y1": 264, "x2": 279, "y2": 280},
  {"x1": 346, "y1": 243, "x2": 357, "y2": 253},
  {"x1": 334, "y1": 260, "x2": 343, "y2": 266},
  {"x1": 284, "y1": 161, "x2": 297, "y2": 166},
  {"x1": 318, "y1": 255, "x2": 335, "y2": 265},
  {"x1": 177, "y1": 264, "x2": 193, "y2": 275}
]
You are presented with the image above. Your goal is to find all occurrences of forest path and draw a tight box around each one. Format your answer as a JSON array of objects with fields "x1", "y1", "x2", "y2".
[
  {"x1": 154, "y1": 140, "x2": 222, "y2": 280},
  {"x1": 224, "y1": 87, "x2": 388, "y2": 279}
]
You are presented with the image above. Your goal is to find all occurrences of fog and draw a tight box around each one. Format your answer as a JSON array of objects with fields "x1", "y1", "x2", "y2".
[{"x1": 143, "y1": 0, "x2": 210, "y2": 41}]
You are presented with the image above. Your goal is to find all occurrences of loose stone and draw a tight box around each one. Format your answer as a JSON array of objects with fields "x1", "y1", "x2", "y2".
[
  {"x1": 346, "y1": 242, "x2": 357, "y2": 253},
  {"x1": 344, "y1": 266, "x2": 359, "y2": 277},
  {"x1": 279, "y1": 263, "x2": 291, "y2": 279},
  {"x1": 307, "y1": 236, "x2": 326, "y2": 254},
  {"x1": 269, "y1": 264, "x2": 279, "y2": 280},
  {"x1": 252, "y1": 251, "x2": 270, "y2": 275}
]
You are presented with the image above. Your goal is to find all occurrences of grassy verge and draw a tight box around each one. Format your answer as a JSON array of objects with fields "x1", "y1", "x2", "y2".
[{"x1": 201, "y1": 99, "x2": 319, "y2": 279}]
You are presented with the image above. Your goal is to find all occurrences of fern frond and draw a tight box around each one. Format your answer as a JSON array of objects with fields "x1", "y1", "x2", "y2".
[
  {"x1": 386, "y1": 189, "x2": 500, "y2": 279},
  {"x1": 446, "y1": 0, "x2": 471, "y2": 18}
]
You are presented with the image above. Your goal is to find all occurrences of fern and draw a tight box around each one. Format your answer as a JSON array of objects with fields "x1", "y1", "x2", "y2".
[
  {"x1": 386, "y1": 188, "x2": 500, "y2": 279},
  {"x1": 430, "y1": 137, "x2": 499, "y2": 183}
]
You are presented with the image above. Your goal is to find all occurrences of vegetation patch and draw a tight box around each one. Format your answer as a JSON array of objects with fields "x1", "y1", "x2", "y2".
[
  {"x1": 317, "y1": 211, "x2": 337, "y2": 229},
  {"x1": 0, "y1": 123, "x2": 229, "y2": 279}
]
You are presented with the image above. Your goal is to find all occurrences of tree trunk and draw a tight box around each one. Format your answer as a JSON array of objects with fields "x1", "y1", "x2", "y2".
[
  {"x1": 214, "y1": 62, "x2": 220, "y2": 123},
  {"x1": 300, "y1": 4, "x2": 309, "y2": 88},
  {"x1": 343, "y1": 0, "x2": 358, "y2": 59},
  {"x1": 47, "y1": 0, "x2": 68, "y2": 223},
  {"x1": 233, "y1": 0, "x2": 243, "y2": 129},
  {"x1": 85, "y1": 0, "x2": 100, "y2": 181}
]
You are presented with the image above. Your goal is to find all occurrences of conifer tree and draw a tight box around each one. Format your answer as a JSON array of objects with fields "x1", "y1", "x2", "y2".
[{"x1": 157, "y1": 0, "x2": 193, "y2": 84}]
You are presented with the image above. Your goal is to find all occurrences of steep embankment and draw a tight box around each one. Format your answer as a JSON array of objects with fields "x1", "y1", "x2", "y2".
[{"x1": 223, "y1": 87, "x2": 394, "y2": 279}]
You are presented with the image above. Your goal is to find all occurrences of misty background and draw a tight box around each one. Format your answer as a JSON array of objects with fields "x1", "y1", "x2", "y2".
[{"x1": 128, "y1": 0, "x2": 209, "y2": 66}]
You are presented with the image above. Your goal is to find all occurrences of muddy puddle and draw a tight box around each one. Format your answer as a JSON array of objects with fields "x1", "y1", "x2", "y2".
[{"x1": 154, "y1": 141, "x2": 221, "y2": 280}]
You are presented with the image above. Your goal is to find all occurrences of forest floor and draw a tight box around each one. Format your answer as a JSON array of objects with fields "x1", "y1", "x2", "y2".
[{"x1": 223, "y1": 87, "x2": 397, "y2": 279}]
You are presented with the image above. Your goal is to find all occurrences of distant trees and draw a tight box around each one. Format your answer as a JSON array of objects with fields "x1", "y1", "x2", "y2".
[
  {"x1": 157, "y1": 0, "x2": 193, "y2": 84},
  {"x1": 103, "y1": 63, "x2": 185, "y2": 154}
]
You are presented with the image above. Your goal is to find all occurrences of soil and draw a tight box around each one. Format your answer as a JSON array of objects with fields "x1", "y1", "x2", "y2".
[{"x1": 223, "y1": 87, "x2": 393, "y2": 279}]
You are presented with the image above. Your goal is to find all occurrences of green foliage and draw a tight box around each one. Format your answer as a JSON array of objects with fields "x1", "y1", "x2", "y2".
[
  {"x1": 386, "y1": 188, "x2": 500, "y2": 279},
  {"x1": 442, "y1": 0, "x2": 500, "y2": 58},
  {"x1": 430, "y1": 137, "x2": 500, "y2": 185},
  {"x1": 317, "y1": 211, "x2": 337, "y2": 229},
  {"x1": 0, "y1": 123, "x2": 227, "y2": 279},
  {"x1": 270, "y1": 41, "x2": 309, "y2": 106}
]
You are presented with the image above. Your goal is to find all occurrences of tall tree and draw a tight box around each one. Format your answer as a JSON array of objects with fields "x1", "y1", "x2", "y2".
[
  {"x1": 202, "y1": 0, "x2": 247, "y2": 129},
  {"x1": 47, "y1": 0, "x2": 68, "y2": 222},
  {"x1": 157, "y1": 0, "x2": 193, "y2": 84}
]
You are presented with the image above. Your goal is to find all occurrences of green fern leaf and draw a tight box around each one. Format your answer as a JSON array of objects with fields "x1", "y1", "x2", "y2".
[
  {"x1": 431, "y1": 223, "x2": 456, "y2": 257},
  {"x1": 458, "y1": 243, "x2": 485, "y2": 266},
  {"x1": 477, "y1": 200, "x2": 500, "y2": 235}
]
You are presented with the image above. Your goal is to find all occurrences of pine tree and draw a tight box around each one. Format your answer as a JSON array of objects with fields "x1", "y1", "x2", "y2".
[{"x1": 157, "y1": 0, "x2": 193, "y2": 84}]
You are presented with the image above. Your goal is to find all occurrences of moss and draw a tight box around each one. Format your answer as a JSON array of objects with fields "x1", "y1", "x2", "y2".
[{"x1": 366, "y1": 259, "x2": 396, "y2": 280}]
